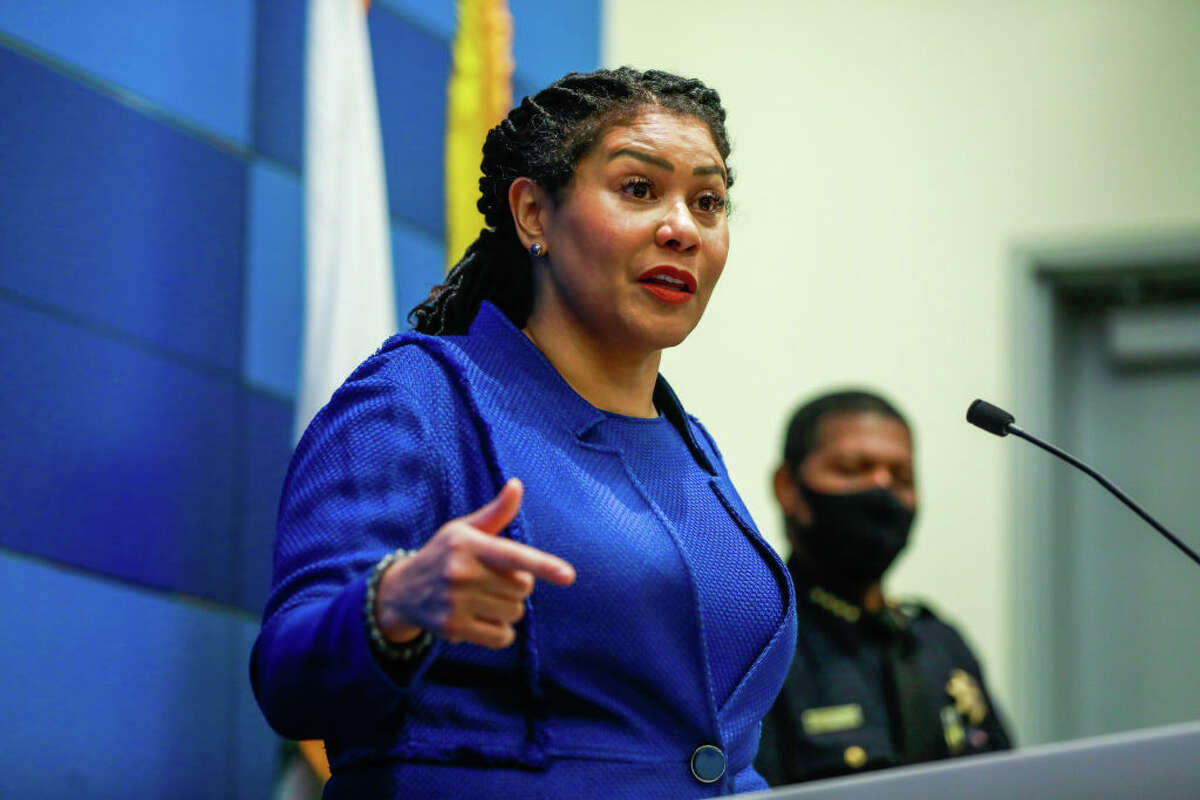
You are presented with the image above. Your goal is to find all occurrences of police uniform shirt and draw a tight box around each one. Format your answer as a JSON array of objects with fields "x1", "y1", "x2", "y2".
[{"x1": 755, "y1": 573, "x2": 1012, "y2": 786}]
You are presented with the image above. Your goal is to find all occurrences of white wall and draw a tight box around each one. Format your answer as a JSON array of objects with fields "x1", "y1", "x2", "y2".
[{"x1": 604, "y1": 0, "x2": 1200, "y2": 741}]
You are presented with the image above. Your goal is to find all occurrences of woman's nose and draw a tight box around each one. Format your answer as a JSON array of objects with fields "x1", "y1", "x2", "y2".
[{"x1": 655, "y1": 200, "x2": 700, "y2": 252}]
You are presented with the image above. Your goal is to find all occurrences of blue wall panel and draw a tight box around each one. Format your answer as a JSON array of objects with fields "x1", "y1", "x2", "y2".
[
  {"x1": 244, "y1": 160, "x2": 304, "y2": 399},
  {"x1": 0, "y1": 0, "x2": 603, "y2": 793},
  {"x1": 393, "y1": 221, "x2": 445, "y2": 323},
  {"x1": 0, "y1": 45, "x2": 247, "y2": 372},
  {"x1": 0, "y1": 301, "x2": 239, "y2": 605},
  {"x1": 239, "y1": 388, "x2": 295, "y2": 613},
  {"x1": 512, "y1": 73, "x2": 540, "y2": 106},
  {"x1": 377, "y1": 0, "x2": 456, "y2": 40},
  {"x1": 370, "y1": 8, "x2": 450, "y2": 237},
  {"x1": 0, "y1": 552, "x2": 276, "y2": 799},
  {"x1": 0, "y1": 0, "x2": 254, "y2": 146},
  {"x1": 254, "y1": 0, "x2": 306, "y2": 171},
  {"x1": 233, "y1": 619, "x2": 284, "y2": 792},
  {"x1": 510, "y1": 0, "x2": 601, "y2": 89}
]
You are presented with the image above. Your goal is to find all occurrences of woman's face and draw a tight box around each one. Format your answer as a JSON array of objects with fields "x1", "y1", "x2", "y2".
[{"x1": 528, "y1": 108, "x2": 730, "y2": 356}]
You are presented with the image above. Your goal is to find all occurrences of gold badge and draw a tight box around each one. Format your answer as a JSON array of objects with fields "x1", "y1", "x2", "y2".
[
  {"x1": 945, "y1": 669, "x2": 988, "y2": 726},
  {"x1": 843, "y1": 745, "x2": 868, "y2": 769},
  {"x1": 801, "y1": 703, "x2": 864, "y2": 735}
]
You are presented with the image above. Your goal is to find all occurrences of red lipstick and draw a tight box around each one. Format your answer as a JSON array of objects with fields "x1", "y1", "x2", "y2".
[{"x1": 637, "y1": 266, "x2": 696, "y2": 305}]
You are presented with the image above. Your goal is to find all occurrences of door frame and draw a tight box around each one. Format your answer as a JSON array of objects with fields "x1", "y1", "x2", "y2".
[{"x1": 1009, "y1": 227, "x2": 1200, "y2": 745}]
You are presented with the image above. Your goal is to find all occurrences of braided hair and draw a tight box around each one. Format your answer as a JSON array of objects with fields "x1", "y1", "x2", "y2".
[{"x1": 409, "y1": 67, "x2": 734, "y2": 335}]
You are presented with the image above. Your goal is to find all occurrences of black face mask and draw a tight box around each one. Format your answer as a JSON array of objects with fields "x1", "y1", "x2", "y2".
[{"x1": 793, "y1": 484, "x2": 916, "y2": 582}]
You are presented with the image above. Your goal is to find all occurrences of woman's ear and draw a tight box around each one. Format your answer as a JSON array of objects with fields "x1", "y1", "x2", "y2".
[{"x1": 509, "y1": 177, "x2": 549, "y2": 251}]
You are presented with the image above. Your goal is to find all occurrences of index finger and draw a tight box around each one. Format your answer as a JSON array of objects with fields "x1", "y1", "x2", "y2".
[{"x1": 474, "y1": 535, "x2": 576, "y2": 586}]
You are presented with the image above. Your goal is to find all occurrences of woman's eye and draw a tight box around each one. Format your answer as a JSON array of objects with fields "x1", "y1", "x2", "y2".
[
  {"x1": 696, "y1": 194, "x2": 726, "y2": 213},
  {"x1": 621, "y1": 179, "x2": 654, "y2": 199}
]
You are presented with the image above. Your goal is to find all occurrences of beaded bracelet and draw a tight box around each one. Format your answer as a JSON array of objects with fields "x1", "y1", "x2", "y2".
[{"x1": 364, "y1": 548, "x2": 434, "y2": 664}]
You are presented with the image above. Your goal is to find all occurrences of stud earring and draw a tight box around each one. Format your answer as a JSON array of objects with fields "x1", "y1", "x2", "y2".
[{"x1": 529, "y1": 242, "x2": 545, "y2": 257}]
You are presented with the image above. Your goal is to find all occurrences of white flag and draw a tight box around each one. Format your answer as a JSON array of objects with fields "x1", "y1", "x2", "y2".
[{"x1": 297, "y1": 0, "x2": 397, "y2": 439}]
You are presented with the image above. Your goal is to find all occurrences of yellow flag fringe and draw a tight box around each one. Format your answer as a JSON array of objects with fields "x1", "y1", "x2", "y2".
[{"x1": 445, "y1": 0, "x2": 514, "y2": 273}]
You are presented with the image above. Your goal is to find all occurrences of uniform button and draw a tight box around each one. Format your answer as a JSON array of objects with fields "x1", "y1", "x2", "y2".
[
  {"x1": 690, "y1": 744, "x2": 726, "y2": 784},
  {"x1": 844, "y1": 745, "x2": 867, "y2": 769}
]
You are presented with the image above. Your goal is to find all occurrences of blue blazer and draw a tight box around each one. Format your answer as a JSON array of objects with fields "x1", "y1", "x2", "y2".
[{"x1": 251, "y1": 303, "x2": 797, "y2": 797}]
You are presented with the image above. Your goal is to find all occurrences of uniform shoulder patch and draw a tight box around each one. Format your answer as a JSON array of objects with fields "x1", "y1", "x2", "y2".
[{"x1": 945, "y1": 668, "x2": 989, "y2": 725}]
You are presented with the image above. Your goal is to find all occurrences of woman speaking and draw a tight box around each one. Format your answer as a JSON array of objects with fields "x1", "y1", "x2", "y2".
[{"x1": 251, "y1": 67, "x2": 796, "y2": 798}]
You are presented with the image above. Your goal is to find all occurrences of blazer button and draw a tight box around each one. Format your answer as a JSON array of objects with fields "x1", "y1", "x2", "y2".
[{"x1": 690, "y1": 744, "x2": 726, "y2": 784}]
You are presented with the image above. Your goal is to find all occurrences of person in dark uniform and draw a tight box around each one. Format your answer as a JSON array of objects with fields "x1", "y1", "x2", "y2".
[{"x1": 755, "y1": 389, "x2": 1012, "y2": 786}]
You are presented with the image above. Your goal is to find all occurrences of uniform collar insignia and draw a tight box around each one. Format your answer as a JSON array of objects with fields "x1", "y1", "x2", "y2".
[{"x1": 808, "y1": 586, "x2": 861, "y2": 623}]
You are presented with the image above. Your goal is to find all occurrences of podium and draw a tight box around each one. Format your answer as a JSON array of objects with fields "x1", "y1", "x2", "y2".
[{"x1": 742, "y1": 721, "x2": 1200, "y2": 799}]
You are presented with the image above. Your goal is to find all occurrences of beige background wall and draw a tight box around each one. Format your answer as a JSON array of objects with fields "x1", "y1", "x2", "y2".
[{"x1": 603, "y1": 0, "x2": 1200, "y2": 742}]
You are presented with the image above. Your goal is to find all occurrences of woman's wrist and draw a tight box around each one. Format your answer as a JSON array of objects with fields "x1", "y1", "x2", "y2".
[
  {"x1": 373, "y1": 554, "x2": 424, "y2": 642},
  {"x1": 365, "y1": 548, "x2": 433, "y2": 663}
]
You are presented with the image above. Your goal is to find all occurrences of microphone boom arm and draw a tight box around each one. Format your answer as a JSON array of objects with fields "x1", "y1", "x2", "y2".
[{"x1": 1006, "y1": 424, "x2": 1200, "y2": 568}]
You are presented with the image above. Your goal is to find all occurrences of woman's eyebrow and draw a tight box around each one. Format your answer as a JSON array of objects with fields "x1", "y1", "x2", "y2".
[
  {"x1": 608, "y1": 148, "x2": 727, "y2": 182},
  {"x1": 692, "y1": 164, "x2": 726, "y2": 180},
  {"x1": 608, "y1": 148, "x2": 674, "y2": 170}
]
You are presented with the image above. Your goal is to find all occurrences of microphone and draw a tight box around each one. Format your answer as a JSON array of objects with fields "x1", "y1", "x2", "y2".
[
  {"x1": 966, "y1": 399, "x2": 1200, "y2": 568},
  {"x1": 965, "y1": 399, "x2": 1014, "y2": 437}
]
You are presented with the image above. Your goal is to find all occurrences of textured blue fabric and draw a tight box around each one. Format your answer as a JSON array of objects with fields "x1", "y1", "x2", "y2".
[
  {"x1": 250, "y1": 303, "x2": 797, "y2": 797},
  {"x1": 598, "y1": 413, "x2": 787, "y2": 706}
]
